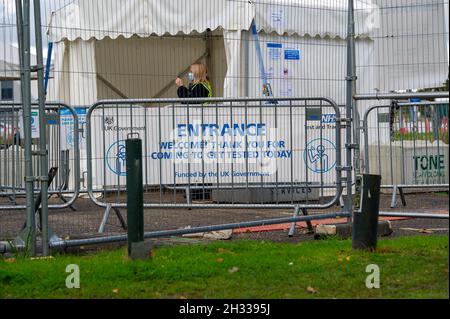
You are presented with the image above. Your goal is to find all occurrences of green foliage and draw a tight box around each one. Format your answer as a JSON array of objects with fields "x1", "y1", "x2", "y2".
[{"x1": 393, "y1": 131, "x2": 449, "y2": 144}]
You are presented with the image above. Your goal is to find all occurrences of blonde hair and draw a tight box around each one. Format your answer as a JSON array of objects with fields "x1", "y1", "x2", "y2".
[{"x1": 191, "y1": 63, "x2": 208, "y2": 84}]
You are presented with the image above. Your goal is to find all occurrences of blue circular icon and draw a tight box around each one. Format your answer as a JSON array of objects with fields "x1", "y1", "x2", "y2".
[
  {"x1": 303, "y1": 138, "x2": 336, "y2": 173},
  {"x1": 106, "y1": 140, "x2": 127, "y2": 176}
]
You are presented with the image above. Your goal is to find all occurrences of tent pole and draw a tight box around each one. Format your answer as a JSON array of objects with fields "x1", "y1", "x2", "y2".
[
  {"x1": 96, "y1": 74, "x2": 129, "y2": 99},
  {"x1": 205, "y1": 29, "x2": 212, "y2": 83},
  {"x1": 44, "y1": 42, "x2": 53, "y2": 94},
  {"x1": 152, "y1": 51, "x2": 209, "y2": 99},
  {"x1": 99, "y1": 50, "x2": 210, "y2": 100},
  {"x1": 244, "y1": 30, "x2": 250, "y2": 97}
]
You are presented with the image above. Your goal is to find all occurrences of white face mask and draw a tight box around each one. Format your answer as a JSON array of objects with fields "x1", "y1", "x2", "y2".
[{"x1": 188, "y1": 72, "x2": 195, "y2": 81}]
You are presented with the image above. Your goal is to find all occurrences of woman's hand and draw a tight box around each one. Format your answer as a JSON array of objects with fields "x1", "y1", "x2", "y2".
[{"x1": 175, "y1": 77, "x2": 184, "y2": 87}]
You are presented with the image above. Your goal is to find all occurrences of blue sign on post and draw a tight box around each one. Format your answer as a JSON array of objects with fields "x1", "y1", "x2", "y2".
[{"x1": 284, "y1": 49, "x2": 300, "y2": 60}]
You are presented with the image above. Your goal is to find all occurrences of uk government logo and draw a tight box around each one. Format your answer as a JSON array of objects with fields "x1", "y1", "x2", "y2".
[
  {"x1": 303, "y1": 138, "x2": 336, "y2": 173},
  {"x1": 106, "y1": 140, "x2": 127, "y2": 176},
  {"x1": 103, "y1": 116, "x2": 145, "y2": 132}
]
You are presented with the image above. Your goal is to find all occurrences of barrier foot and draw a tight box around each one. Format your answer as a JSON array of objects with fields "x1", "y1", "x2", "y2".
[
  {"x1": 288, "y1": 205, "x2": 300, "y2": 237},
  {"x1": 7, "y1": 195, "x2": 17, "y2": 204},
  {"x1": 302, "y1": 208, "x2": 314, "y2": 234},
  {"x1": 390, "y1": 186, "x2": 398, "y2": 208},
  {"x1": 339, "y1": 195, "x2": 345, "y2": 208},
  {"x1": 185, "y1": 187, "x2": 192, "y2": 210},
  {"x1": 57, "y1": 193, "x2": 77, "y2": 211},
  {"x1": 98, "y1": 205, "x2": 127, "y2": 233},
  {"x1": 98, "y1": 204, "x2": 112, "y2": 233},
  {"x1": 288, "y1": 207, "x2": 314, "y2": 237},
  {"x1": 114, "y1": 208, "x2": 127, "y2": 231},
  {"x1": 399, "y1": 187, "x2": 407, "y2": 206}
]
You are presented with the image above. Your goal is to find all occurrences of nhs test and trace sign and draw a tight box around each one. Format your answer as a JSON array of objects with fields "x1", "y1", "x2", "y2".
[{"x1": 90, "y1": 103, "x2": 339, "y2": 191}]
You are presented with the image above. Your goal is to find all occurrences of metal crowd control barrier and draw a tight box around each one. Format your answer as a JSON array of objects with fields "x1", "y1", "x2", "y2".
[
  {"x1": 361, "y1": 100, "x2": 449, "y2": 208},
  {"x1": 86, "y1": 97, "x2": 344, "y2": 217},
  {"x1": 0, "y1": 102, "x2": 80, "y2": 210},
  {"x1": 0, "y1": 211, "x2": 351, "y2": 251}
]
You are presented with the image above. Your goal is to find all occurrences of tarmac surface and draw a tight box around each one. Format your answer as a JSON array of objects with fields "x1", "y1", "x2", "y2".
[{"x1": 0, "y1": 191, "x2": 448, "y2": 252}]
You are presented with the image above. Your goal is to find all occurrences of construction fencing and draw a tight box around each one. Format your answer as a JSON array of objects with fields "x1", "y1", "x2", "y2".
[
  {"x1": 0, "y1": 102, "x2": 80, "y2": 205},
  {"x1": 0, "y1": 102, "x2": 80, "y2": 239},
  {"x1": 86, "y1": 97, "x2": 344, "y2": 209},
  {"x1": 1, "y1": 93, "x2": 448, "y2": 245},
  {"x1": 363, "y1": 101, "x2": 449, "y2": 186},
  {"x1": 0, "y1": 0, "x2": 449, "y2": 252},
  {"x1": 357, "y1": 92, "x2": 449, "y2": 207}
]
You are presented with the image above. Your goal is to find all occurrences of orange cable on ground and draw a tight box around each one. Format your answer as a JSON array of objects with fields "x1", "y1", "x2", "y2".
[{"x1": 233, "y1": 217, "x2": 409, "y2": 234}]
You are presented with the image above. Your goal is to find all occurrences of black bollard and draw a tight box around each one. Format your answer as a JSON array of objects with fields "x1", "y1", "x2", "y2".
[
  {"x1": 352, "y1": 174, "x2": 382, "y2": 250},
  {"x1": 126, "y1": 138, "x2": 146, "y2": 259}
]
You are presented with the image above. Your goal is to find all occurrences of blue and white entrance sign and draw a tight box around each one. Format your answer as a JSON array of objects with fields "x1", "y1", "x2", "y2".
[{"x1": 90, "y1": 104, "x2": 339, "y2": 192}]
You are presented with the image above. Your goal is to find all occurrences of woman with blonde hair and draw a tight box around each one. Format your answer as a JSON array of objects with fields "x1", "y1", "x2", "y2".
[{"x1": 175, "y1": 62, "x2": 213, "y2": 99}]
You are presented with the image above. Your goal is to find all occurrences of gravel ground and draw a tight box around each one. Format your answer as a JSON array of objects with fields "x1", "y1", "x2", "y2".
[
  {"x1": 233, "y1": 218, "x2": 449, "y2": 243},
  {"x1": 0, "y1": 191, "x2": 448, "y2": 250}
]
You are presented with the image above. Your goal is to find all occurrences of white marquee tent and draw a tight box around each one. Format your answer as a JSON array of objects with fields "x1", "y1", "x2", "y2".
[
  {"x1": 42, "y1": 0, "x2": 449, "y2": 190},
  {"x1": 45, "y1": 0, "x2": 382, "y2": 107},
  {"x1": 46, "y1": 0, "x2": 448, "y2": 107}
]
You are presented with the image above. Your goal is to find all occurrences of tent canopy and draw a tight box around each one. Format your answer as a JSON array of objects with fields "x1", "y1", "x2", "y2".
[
  {"x1": 0, "y1": 43, "x2": 38, "y2": 80},
  {"x1": 253, "y1": 0, "x2": 376, "y2": 38},
  {"x1": 45, "y1": 0, "x2": 448, "y2": 105},
  {"x1": 47, "y1": 0, "x2": 377, "y2": 42}
]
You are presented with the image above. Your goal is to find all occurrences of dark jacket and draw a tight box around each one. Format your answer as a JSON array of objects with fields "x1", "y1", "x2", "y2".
[{"x1": 177, "y1": 81, "x2": 212, "y2": 99}]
